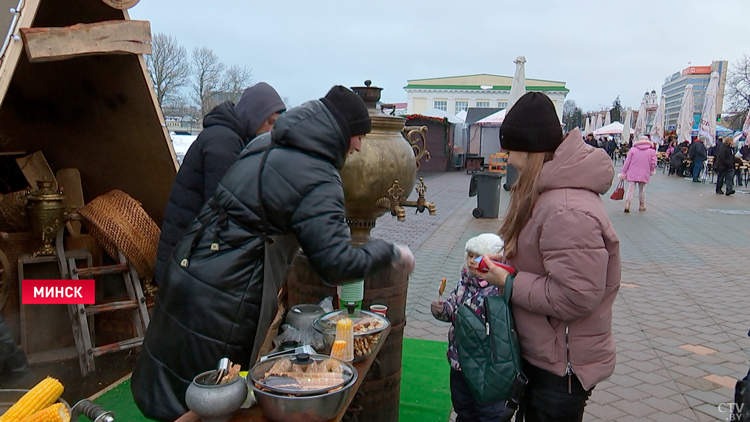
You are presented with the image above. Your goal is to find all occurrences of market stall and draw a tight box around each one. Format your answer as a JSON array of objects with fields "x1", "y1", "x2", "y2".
[{"x1": 0, "y1": 0, "x2": 176, "y2": 380}]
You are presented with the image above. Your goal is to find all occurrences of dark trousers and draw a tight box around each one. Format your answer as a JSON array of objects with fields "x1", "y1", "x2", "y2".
[
  {"x1": 0, "y1": 314, "x2": 35, "y2": 388},
  {"x1": 515, "y1": 361, "x2": 592, "y2": 422},
  {"x1": 717, "y1": 169, "x2": 735, "y2": 193},
  {"x1": 450, "y1": 369, "x2": 506, "y2": 422},
  {"x1": 692, "y1": 158, "x2": 705, "y2": 181}
]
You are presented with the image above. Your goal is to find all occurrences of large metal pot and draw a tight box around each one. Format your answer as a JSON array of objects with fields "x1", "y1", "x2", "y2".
[
  {"x1": 249, "y1": 354, "x2": 357, "y2": 422},
  {"x1": 185, "y1": 370, "x2": 248, "y2": 422}
]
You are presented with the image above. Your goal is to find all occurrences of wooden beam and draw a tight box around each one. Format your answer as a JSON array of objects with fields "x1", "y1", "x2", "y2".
[
  {"x1": 100, "y1": 0, "x2": 140, "y2": 10},
  {"x1": 20, "y1": 20, "x2": 151, "y2": 63}
]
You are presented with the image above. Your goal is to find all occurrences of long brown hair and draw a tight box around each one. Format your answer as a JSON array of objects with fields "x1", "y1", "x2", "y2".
[{"x1": 499, "y1": 151, "x2": 554, "y2": 257}]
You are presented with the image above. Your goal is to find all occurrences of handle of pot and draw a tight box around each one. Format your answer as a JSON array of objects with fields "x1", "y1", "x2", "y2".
[
  {"x1": 72, "y1": 399, "x2": 115, "y2": 422},
  {"x1": 380, "y1": 104, "x2": 396, "y2": 115}
]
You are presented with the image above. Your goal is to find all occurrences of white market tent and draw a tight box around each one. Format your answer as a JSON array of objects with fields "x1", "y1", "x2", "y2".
[
  {"x1": 454, "y1": 109, "x2": 467, "y2": 122},
  {"x1": 594, "y1": 121, "x2": 626, "y2": 136},
  {"x1": 419, "y1": 108, "x2": 464, "y2": 124},
  {"x1": 475, "y1": 109, "x2": 506, "y2": 126}
]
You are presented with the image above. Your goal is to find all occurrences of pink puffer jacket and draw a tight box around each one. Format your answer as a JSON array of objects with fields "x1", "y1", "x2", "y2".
[
  {"x1": 507, "y1": 128, "x2": 621, "y2": 391},
  {"x1": 620, "y1": 139, "x2": 657, "y2": 183}
]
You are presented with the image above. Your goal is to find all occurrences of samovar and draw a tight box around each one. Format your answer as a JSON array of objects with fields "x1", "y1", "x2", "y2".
[
  {"x1": 341, "y1": 81, "x2": 436, "y2": 244},
  {"x1": 23, "y1": 180, "x2": 67, "y2": 257}
]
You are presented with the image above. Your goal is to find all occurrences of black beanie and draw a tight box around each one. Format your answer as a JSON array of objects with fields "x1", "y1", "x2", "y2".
[
  {"x1": 321, "y1": 86, "x2": 372, "y2": 137},
  {"x1": 500, "y1": 92, "x2": 563, "y2": 152}
]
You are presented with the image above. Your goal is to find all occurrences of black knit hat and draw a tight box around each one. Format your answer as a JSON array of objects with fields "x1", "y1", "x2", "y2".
[
  {"x1": 500, "y1": 92, "x2": 563, "y2": 152},
  {"x1": 321, "y1": 86, "x2": 372, "y2": 138}
]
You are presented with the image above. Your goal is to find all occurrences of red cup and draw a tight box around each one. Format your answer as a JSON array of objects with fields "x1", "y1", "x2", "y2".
[{"x1": 369, "y1": 304, "x2": 388, "y2": 317}]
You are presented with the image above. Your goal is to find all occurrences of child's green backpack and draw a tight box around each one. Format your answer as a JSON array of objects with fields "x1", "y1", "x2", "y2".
[{"x1": 455, "y1": 275, "x2": 527, "y2": 420}]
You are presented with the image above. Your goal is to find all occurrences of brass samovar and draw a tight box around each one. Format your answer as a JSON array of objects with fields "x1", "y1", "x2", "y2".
[
  {"x1": 341, "y1": 80, "x2": 436, "y2": 244},
  {"x1": 23, "y1": 180, "x2": 67, "y2": 257}
]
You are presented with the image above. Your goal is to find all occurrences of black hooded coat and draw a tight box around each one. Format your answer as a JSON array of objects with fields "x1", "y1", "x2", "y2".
[
  {"x1": 132, "y1": 100, "x2": 396, "y2": 421},
  {"x1": 155, "y1": 83, "x2": 285, "y2": 286}
]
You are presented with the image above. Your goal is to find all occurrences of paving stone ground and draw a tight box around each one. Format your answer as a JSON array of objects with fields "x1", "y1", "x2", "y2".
[{"x1": 371, "y1": 166, "x2": 750, "y2": 422}]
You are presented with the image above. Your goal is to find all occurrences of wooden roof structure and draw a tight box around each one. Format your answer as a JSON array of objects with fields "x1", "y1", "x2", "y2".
[{"x1": 0, "y1": 0, "x2": 177, "y2": 225}]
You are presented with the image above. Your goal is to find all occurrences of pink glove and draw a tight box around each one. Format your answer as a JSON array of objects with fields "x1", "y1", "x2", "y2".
[{"x1": 618, "y1": 173, "x2": 627, "y2": 180}]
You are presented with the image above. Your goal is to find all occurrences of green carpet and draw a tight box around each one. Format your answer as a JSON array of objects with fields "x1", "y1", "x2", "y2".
[
  {"x1": 92, "y1": 378, "x2": 156, "y2": 422},
  {"x1": 91, "y1": 338, "x2": 452, "y2": 421},
  {"x1": 399, "y1": 338, "x2": 452, "y2": 422}
]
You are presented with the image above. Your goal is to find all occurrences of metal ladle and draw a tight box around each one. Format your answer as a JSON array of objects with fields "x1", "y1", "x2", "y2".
[{"x1": 214, "y1": 357, "x2": 230, "y2": 385}]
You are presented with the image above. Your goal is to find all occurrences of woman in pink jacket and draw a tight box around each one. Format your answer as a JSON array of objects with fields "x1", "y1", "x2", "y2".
[
  {"x1": 618, "y1": 135, "x2": 657, "y2": 212},
  {"x1": 481, "y1": 92, "x2": 621, "y2": 422}
]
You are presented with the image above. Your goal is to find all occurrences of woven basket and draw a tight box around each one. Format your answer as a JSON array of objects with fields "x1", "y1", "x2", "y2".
[
  {"x1": 78, "y1": 190, "x2": 160, "y2": 281},
  {"x1": 0, "y1": 191, "x2": 30, "y2": 232}
]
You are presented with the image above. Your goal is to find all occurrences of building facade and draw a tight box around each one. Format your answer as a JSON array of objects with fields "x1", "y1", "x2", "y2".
[
  {"x1": 404, "y1": 74, "x2": 568, "y2": 119},
  {"x1": 661, "y1": 61, "x2": 728, "y2": 129}
]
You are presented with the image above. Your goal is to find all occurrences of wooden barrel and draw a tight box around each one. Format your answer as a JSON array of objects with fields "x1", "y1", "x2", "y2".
[{"x1": 286, "y1": 252, "x2": 409, "y2": 422}]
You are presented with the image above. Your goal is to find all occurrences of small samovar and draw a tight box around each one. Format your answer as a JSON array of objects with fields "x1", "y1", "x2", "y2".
[
  {"x1": 23, "y1": 180, "x2": 67, "y2": 257},
  {"x1": 340, "y1": 81, "x2": 436, "y2": 244}
]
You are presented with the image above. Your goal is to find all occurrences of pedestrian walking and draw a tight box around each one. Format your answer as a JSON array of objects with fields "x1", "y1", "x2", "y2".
[
  {"x1": 714, "y1": 136, "x2": 736, "y2": 196},
  {"x1": 431, "y1": 233, "x2": 506, "y2": 422},
  {"x1": 689, "y1": 137, "x2": 707, "y2": 182},
  {"x1": 132, "y1": 86, "x2": 417, "y2": 421},
  {"x1": 479, "y1": 92, "x2": 621, "y2": 422},
  {"x1": 619, "y1": 135, "x2": 657, "y2": 212},
  {"x1": 155, "y1": 82, "x2": 287, "y2": 286}
]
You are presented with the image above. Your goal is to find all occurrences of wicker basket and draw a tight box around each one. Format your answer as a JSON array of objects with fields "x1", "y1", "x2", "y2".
[
  {"x1": 0, "y1": 191, "x2": 30, "y2": 232},
  {"x1": 78, "y1": 190, "x2": 160, "y2": 281}
]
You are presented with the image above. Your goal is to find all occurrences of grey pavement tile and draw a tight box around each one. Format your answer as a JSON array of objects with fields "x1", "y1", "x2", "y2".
[
  {"x1": 634, "y1": 382, "x2": 681, "y2": 399},
  {"x1": 684, "y1": 389, "x2": 733, "y2": 406},
  {"x1": 609, "y1": 399, "x2": 658, "y2": 417},
  {"x1": 641, "y1": 396, "x2": 690, "y2": 414},
  {"x1": 585, "y1": 402, "x2": 629, "y2": 421},
  {"x1": 693, "y1": 403, "x2": 731, "y2": 421},
  {"x1": 647, "y1": 412, "x2": 698, "y2": 422}
]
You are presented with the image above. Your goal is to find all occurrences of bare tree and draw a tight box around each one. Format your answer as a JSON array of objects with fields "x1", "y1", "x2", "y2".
[
  {"x1": 146, "y1": 33, "x2": 190, "y2": 108},
  {"x1": 222, "y1": 64, "x2": 253, "y2": 103},
  {"x1": 191, "y1": 46, "x2": 226, "y2": 117},
  {"x1": 726, "y1": 55, "x2": 750, "y2": 113}
]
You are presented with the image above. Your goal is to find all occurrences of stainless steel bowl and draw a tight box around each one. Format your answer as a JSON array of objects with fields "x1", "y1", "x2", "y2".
[
  {"x1": 251, "y1": 376, "x2": 356, "y2": 422},
  {"x1": 312, "y1": 309, "x2": 390, "y2": 361}
]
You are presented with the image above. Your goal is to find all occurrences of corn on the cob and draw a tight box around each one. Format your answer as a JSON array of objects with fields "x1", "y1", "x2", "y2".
[
  {"x1": 0, "y1": 377, "x2": 64, "y2": 422},
  {"x1": 330, "y1": 340, "x2": 348, "y2": 360},
  {"x1": 18, "y1": 403, "x2": 69, "y2": 422},
  {"x1": 333, "y1": 318, "x2": 354, "y2": 361}
]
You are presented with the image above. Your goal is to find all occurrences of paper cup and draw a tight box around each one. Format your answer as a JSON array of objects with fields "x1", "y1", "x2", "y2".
[{"x1": 369, "y1": 304, "x2": 388, "y2": 317}]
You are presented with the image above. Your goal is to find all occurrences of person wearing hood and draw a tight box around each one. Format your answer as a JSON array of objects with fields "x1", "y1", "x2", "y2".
[
  {"x1": 431, "y1": 233, "x2": 507, "y2": 422},
  {"x1": 131, "y1": 86, "x2": 416, "y2": 421},
  {"x1": 155, "y1": 82, "x2": 286, "y2": 286},
  {"x1": 618, "y1": 135, "x2": 657, "y2": 213},
  {"x1": 713, "y1": 136, "x2": 736, "y2": 196},
  {"x1": 477, "y1": 92, "x2": 621, "y2": 422}
]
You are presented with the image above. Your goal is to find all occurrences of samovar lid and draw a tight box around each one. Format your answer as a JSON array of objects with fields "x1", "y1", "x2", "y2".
[
  {"x1": 25, "y1": 179, "x2": 64, "y2": 201},
  {"x1": 350, "y1": 80, "x2": 382, "y2": 110}
]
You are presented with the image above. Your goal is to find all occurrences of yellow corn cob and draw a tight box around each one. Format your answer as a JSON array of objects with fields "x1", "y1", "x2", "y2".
[
  {"x1": 330, "y1": 340, "x2": 347, "y2": 360},
  {"x1": 18, "y1": 403, "x2": 70, "y2": 422},
  {"x1": 0, "y1": 377, "x2": 64, "y2": 422}
]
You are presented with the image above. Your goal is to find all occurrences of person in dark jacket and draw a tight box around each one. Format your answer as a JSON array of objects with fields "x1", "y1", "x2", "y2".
[
  {"x1": 714, "y1": 136, "x2": 736, "y2": 195},
  {"x1": 155, "y1": 83, "x2": 286, "y2": 286},
  {"x1": 740, "y1": 142, "x2": 750, "y2": 160},
  {"x1": 131, "y1": 86, "x2": 416, "y2": 421},
  {"x1": 688, "y1": 137, "x2": 708, "y2": 182},
  {"x1": 669, "y1": 146, "x2": 688, "y2": 176},
  {"x1": 585, "y1": 133, "x2": 597, "y2": 148}
]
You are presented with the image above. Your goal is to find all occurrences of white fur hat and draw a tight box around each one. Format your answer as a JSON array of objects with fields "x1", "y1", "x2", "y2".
[{"x1": 465, "y1": 233, "x2": 504, "y2": 256}]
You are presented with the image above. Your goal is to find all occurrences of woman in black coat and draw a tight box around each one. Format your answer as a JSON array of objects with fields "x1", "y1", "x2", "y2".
[
  {"x1": 132, "y1": 87, "x2": 416, "y2": 421},
  {"x1": 713, "y1": 137, "x2": 736, "y2": 195}
]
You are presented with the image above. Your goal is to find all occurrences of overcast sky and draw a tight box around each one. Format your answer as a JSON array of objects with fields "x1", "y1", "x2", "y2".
[{"x1": 130, "y1": 0, "x2": 748, "y2": 113}]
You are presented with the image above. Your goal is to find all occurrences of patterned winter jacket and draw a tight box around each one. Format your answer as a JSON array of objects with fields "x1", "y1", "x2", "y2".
[{"x1": 432, "y1": 268, "x2": 500, "y2": 371}]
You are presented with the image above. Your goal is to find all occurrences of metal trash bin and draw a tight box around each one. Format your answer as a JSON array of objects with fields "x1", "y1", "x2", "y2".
[{"x1": 469, "y1": 172, "x2": 503, "y2": 218}]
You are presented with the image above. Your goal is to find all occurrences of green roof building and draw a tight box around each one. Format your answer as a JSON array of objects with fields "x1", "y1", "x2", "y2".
[{"x1": 404, "y1": 73, "x2": 569, "y2": 118}]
